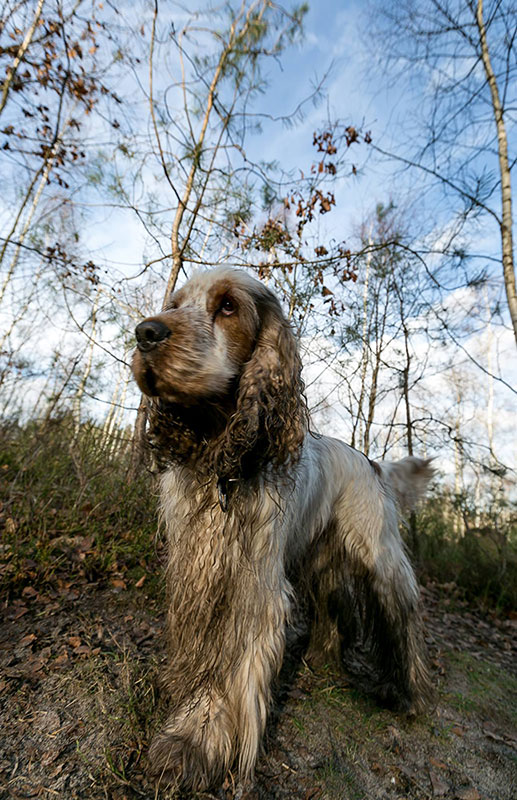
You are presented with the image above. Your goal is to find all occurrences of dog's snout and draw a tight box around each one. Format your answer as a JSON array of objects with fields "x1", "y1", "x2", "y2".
[{"x1": 135, "y1": 319, "x2": 170, "y2": 352}]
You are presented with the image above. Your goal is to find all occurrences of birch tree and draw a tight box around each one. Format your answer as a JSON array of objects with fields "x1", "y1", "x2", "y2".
[{"x1": 369, "y1": 0, "x2": 517, "y2": 347}]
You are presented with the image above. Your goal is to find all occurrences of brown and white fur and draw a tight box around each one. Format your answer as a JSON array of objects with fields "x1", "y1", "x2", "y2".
[{"x1": 132, "y1": 267, "x2": 433, "y2": 793}]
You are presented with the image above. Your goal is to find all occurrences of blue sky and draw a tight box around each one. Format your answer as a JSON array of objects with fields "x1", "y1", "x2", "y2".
[
  {"x1": 1, "y1": 0, "x2": 514, "y2": 481},
  {"x1": 85, "y1": 0, "x2": 396, "y2": 272}
]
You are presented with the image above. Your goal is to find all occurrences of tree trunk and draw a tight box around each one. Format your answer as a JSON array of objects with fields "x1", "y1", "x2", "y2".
[
  {"x1": 352, "y1": 231, "x2": 372, "y2": 449},
  {"x1": 127, "y1": 394, "x2": 148, "y2": 481},
  {"x1": 476, "y1": 0, "x2": 517, "y2": 346},
  {"x1": 363, "y1": 285, "x2": 390, "y2": 456},
  {"x1": 71, "y1": 289, "x2": 100, "y2": 446},
  {"x1": 453, "y1": 384, "x2": 464, "y2": 538},
  {"x1": 401, "y1": 306, "x2": 418, "y2": 558},
  {"x1": 0, "y1": 0, "x2": 45, "y2": 117}
]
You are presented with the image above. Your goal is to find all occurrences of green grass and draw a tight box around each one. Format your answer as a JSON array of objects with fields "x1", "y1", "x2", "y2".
[
  {"x1": 316, "y1": 755, "x2": 366, "y2": 800},
  {"x1": 444, "y1": 651, "x2": 517, "y2": 728}
]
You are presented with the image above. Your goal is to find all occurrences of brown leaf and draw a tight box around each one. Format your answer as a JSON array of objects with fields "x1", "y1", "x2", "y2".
[
  {"x1": 135, "y1": 575, "x2": 146, "y2": 588},
  {"x1": 22, "y1": 586, "x2": 38, "y2": 598},
  {"x1": 429, "y1": 771, "x2": 449, "y2": 796},
  {"x1": 111, "y1": 578, "x2": 126, "y2": 590},
  {"x1": 28, "y1": 657, "x2": 46, "y2": 674},
  {"x1": 78, "y1": 535, "x2": 94, "y2": 551},
  {"x1": 68, "y1": 636, "x2": 81, "y2": 648},
  {"x1": 41, "y1": 748, "x2": 62, "y2": 767},
  {"x1": 18, "y1": 634, "x2": 37, "y2": 648},
  {"x1": 73, "y1": 646, "x2": 91, "y2": 656},
  {"x1": 49, "y1": 763, "x2": 64, "y2": 779},
  {"x1": 5, "y1": 517, "x2": 16, "y2": 534},
  {"x1": 455, "y1": 789, "x2": 481, "y2": 800}
]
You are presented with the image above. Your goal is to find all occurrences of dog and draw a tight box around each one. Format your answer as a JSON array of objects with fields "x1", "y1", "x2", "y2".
[{"x1": 132, "y1": 266, "x2": 433, "y2": 792}]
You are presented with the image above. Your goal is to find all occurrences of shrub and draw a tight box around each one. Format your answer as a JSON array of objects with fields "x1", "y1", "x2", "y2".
[
  {"x1": 0, "y1": 416, "x2": 159, "y2": 600},
  {"x1": 415, "y1": 490, "x2": 517, "y2": 611}
]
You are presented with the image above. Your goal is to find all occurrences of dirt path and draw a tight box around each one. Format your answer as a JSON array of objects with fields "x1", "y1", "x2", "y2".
[{"x1": 1, "y1": 582, "x2": 516, "y2": 799}]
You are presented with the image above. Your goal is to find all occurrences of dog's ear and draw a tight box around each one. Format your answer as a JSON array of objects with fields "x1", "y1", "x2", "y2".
[{"x1": 215, "y1": 290, "x2": 308, "y2": 482}]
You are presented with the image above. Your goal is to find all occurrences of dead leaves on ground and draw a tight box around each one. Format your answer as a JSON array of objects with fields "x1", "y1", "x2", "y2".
[{"x1": 1, "y1": 588, "x2": 163, "y2": 695}]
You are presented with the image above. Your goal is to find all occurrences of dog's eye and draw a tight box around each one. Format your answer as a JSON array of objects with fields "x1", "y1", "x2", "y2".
[{"x1": 220, "y1": 297, "x2": 235, "y2": 316}]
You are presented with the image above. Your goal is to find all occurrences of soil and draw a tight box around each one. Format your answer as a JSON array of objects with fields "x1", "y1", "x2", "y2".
[{"x1": 1, "y1": 580, "x2": 516, "y2": 800}]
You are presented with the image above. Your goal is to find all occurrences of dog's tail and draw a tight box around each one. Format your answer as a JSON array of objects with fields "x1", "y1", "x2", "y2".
[{"x1": 378, "y1": 456, "x2": 434, "y2": 512}]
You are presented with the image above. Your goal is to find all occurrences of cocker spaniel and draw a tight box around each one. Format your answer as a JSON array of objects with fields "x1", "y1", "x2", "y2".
[{"x1": 132, "y1": 267, "x2": 433, "y2": 792}]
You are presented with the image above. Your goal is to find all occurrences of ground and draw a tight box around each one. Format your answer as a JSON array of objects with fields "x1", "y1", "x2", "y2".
[{"x1": 1, "y1": 580, "x2": 516, "y2": 800}]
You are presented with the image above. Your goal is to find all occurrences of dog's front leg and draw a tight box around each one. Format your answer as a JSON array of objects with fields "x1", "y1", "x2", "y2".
[{"x1": 149, "y1": 555, "x2": 290, "y2": 792}]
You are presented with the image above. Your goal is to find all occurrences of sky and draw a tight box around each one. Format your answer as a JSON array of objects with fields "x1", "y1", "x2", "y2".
[
  {"x1": 83, "y1": 0, "x2": 398, "y2": 272},
  {"x1": 1, "y1": 0, "x2": 515, "y2": 485}
]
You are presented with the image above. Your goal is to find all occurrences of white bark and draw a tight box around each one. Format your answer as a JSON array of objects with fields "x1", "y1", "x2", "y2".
[
  {"x1": 0, "y1": 0, "x2": 45, "y2": 117},
  {"x1": 476, "y1": 0, "x2": 517, "y2": 346}
]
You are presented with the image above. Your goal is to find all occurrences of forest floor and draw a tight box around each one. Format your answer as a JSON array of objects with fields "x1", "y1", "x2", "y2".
[{"x1": 1, "y1": 577, "x2": 516, "y2": 800}]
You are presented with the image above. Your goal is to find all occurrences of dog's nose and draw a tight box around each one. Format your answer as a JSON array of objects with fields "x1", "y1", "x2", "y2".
[{"x1": 135, "y1": 319, "x2": 170, "y2": 352}]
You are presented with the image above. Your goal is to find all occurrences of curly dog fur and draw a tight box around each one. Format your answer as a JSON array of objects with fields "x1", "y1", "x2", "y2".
[{"x1": 132, "y1": 267, "x2": 433, "y2": 792}]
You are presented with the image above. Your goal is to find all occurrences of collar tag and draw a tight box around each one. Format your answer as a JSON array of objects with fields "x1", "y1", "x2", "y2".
[{"x1": 217, "y1": 478, "x2": 228, "y2": 512}]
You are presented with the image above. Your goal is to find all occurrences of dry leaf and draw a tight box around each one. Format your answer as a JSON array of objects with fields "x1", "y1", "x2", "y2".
[
  {"x1": 429, "y1": 757, "x2": 447, "y2": 770},
  {"x1": 456, "y1": 789, "x2": 481, "y2": 800},
  {"x1": 19, "y1": 634, "x2": 37, "y2": 647},
  {"x1": 429, "y1": 770, "x2": 449, "y2": 796}
]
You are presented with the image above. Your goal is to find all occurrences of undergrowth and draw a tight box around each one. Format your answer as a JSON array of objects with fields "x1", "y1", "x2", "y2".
[
  {"x1": 1, "y1": 417, "x2": 516, "y2": 612},
  {"x1": 415, "y1": 490, "x2": 517, "y2": 611},
  {"x1": 0, "y1": 417, "x2": 159, "y2": 601}
]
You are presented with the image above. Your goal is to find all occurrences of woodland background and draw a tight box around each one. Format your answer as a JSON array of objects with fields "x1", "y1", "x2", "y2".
[{"x1": 0, "y1": 2, "x2": 516, "y2": 799}]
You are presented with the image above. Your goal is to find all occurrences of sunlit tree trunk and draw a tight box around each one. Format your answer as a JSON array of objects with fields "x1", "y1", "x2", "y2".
[
  {"x1": 363, "y1": 287, "x2": 389, "y2": 457},
  {"x1": 0, "y1": 0, "x2": 45, "y2": 117},
  {"x1": 453, "y1": 383, "x2": 465, "y2": 537},
  {"x1": 352, "y1": 230, "x2": 372, "y2": 450},
  {"x1": 476, "y1": 0, "x2": 517, "y2": 346},
  {"x1": 70, "y1": 289, "x2": 100, "y2": 445}
]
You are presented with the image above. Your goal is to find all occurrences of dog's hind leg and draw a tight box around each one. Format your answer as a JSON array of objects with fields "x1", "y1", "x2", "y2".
[{"x1": 305, "y1": 466, "x2": 433, "y2": 713}]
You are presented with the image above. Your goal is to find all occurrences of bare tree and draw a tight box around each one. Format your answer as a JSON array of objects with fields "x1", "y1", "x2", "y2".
[
  {"x1": 128, "y1": 0, "x2": 314, "y2": 475},
  {"x1": 369, "y1": 0, "x2": 517, "y2": 347}
]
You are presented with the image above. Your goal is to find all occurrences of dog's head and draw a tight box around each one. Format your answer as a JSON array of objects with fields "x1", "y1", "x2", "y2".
[{"x1": 132, "y1": 268, "x2": 307, "y2": 478}]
